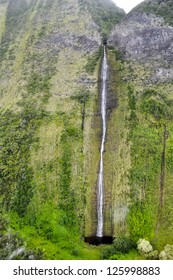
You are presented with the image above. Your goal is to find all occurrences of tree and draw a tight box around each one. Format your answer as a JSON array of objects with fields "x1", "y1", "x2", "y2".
[{"x1": 71, "y1": 88, "x2": 90, "y2": 130}]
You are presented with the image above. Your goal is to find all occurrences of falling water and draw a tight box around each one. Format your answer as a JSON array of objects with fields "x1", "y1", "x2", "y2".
[{"x1": 96, "y1": 46, "x2": 108, "y2": 237}]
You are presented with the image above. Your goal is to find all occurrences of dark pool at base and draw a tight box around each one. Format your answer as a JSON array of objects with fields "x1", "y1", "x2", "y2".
[{"x1": 84, "y1": 236, "x2": 113, "y2": 245}]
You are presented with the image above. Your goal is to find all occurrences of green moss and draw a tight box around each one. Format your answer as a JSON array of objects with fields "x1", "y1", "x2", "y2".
[{"x1": 27, "y1": 72, "x2": 51, "y2": 94}]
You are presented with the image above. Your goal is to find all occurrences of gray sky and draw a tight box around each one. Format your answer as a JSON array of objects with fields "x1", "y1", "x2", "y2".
[{"x1": 112, "y1": 0, "x2": 144, "y2": 13}]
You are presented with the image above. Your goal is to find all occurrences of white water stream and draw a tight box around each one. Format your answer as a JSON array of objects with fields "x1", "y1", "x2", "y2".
[{"x1": 96, "y1": 46, "x2": 108, "y2": 237}]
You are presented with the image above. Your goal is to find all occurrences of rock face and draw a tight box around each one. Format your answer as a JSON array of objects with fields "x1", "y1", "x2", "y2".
[
  {"x1": 108, "y1": 8, "x2": 173, "y2": 83},
  {"x1": 108, "y1": 0, "x2": 173, "y2": 253},
  {"x1": 109, "y1": 12, "x2": 173, "y2": 64}
]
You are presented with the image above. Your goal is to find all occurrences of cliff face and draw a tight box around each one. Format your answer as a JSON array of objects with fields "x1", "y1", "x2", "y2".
[
  {"x1": 108, "y1": 0, "x2": 173, "y2": 252},
  {"x1": 1, "y1": 0, "x2": 173, "y2": 260},
  {"x1": 0, "y1": 0, "x2": 125, "y2": 259},
  {"x1": 0, "y1": 0, "x2": 101, "y2": 109},
  {"x1": 109, "y1": 0, "x2": 173, "y2": 83},
  {"x1": 109, "y1": 12, "x2": 173, "y2": 63}
]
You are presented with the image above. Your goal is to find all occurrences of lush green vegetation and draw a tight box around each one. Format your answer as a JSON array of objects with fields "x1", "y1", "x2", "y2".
[
  {"x1": 0, "y1": 106, "x2": 47, "y2": 216},
  {"x1": 1, "y1": 0, "x2": 173, "y2": 261},
  {"x1": 126, "y1": 84, "x2": 173, "y2": 247},
  {"x1": 107, "y1": 45, "x2": 173, "y2": 255},
  {"x1": 101, "y1": 237, "x2": 138, "y2": 260},
  {"x1": 0, "y1": 101, "x2": 96, "y2": 259},
  {"x1": 79, "y1": 0, "x2": 125, "y2": 37},
  {"x1": 134, "y1": 0, "x2": 173, "y2": 26}
]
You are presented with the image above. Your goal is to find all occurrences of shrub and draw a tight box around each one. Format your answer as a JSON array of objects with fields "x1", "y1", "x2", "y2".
[
  {"x1": 101, "y1": 236, "x2": 135, "y2": 259},
  {"x1": 113, "y1": 236, "x2": 136, "y2": 253}
]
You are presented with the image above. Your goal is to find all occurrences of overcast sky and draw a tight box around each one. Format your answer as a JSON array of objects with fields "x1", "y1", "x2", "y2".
[{"x1": 113, "y1": 0, "x2": 144, "y2": 13}]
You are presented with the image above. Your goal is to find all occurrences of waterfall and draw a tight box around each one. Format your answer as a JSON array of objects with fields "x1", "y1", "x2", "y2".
[{"x1": 96, "y1": 46, "x2": 108, "y2": 237}]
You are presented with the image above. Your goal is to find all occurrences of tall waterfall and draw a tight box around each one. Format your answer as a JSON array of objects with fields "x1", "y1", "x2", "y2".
[{"x1": 96, "y1": 46, "x2": 108, "y2": 237}]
